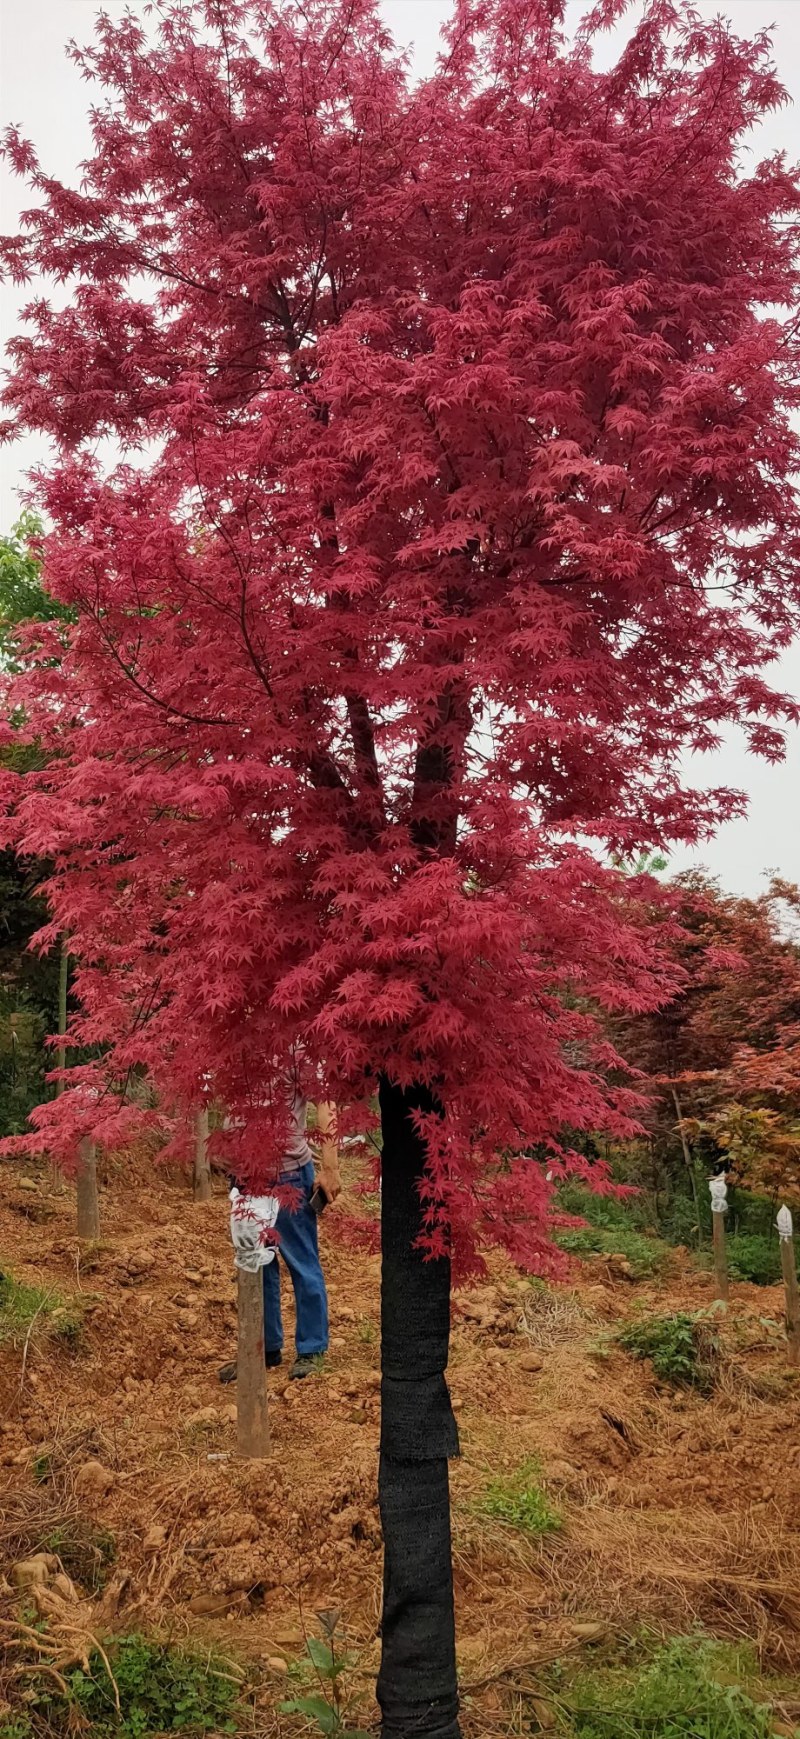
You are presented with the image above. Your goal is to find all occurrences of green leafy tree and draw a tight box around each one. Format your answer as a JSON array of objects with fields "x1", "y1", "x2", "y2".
[{"x1": 0, "y1": 517, "x2": 73, "y2": 1132}]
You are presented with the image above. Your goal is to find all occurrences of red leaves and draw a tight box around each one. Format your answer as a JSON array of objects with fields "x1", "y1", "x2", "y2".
[{"x1": 2, "y1": 0, "x2": 800, "y2": 1262}]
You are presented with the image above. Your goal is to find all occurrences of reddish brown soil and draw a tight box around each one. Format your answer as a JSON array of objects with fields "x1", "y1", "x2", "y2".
[{"x1": 2, "y1": 1155, "x2": 800, "y2": 1728}]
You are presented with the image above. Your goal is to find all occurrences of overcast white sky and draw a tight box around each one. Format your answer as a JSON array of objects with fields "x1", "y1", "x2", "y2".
[{"x1": 1, "y1": 0, "x2": 798, "y2": 897}]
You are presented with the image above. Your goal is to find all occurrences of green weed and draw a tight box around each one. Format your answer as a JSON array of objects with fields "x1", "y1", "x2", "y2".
[
  {"x1": 725, "y1": 1234, "x2": 783, "y2": 1288},
  {"x1": 557, "y1": 1635, "x2": 789, "y2": 1738},
  {"x1": 478, "y1": 1458, "x2": 562, "y2": 1536},
  {"x1": 0, "y1": 1270, "x2": 83, "y2": 1349},
  {"x1": 556, "y1": 1223, "x2": 668, "y2": 1280},
  {"x1": 619, "y1": 1313, "x2": 720, "y2": 1392},
  {"x1": 0, "y1": 1271, "x2": 56, "y2": 1341},
  {"x1": 22, "y1": 1633, "x2": 242, "y2": 1736}
]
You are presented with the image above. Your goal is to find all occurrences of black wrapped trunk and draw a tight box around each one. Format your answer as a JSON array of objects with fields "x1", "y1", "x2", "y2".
[{"x1": 377, "y1": 1076, "x2": 461, "y2": 1739}]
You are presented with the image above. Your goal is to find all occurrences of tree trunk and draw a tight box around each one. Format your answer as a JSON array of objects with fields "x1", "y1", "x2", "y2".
[
  {"x1": 671, "y1": 1085, "x2": 703, "y2": 1244},
  {"x1": 377, "y1": 1077, "x2": 461, "y2": 1739},
  {"x1": 193, "y1": 1106, "x2": 212, "y2": 1202},
  {"x1": 236, "y1": 1267, "x2": 270, "y2": 1458},
  {"x1": 50, "y1": 939, "x2": 70, "y2": 1193},
  {"x1": 56, "y1": 940, "x2": 68, "y2": 1096},
  {"x1": 76, "y1": 1138, "x2": 100, "y2": 1241}
]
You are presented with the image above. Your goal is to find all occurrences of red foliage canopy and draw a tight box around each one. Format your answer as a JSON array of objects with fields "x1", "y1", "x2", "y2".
[{"x1": 2, "y1": 0, "x2": 800, "y2": 1266}]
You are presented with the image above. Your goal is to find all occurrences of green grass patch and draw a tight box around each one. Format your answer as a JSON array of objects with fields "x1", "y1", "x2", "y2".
[
  {"x1": 0, "y1": 1271, "x2": 56, "y2": 1341},
  {"x1": 13, "y1": 1633, "x2": 243, "y2": 1737},
  {"x1": 551, "y1": 1635, "x2": 791, "y2": 1738},
  {"x1": 619, "y1": 1312, "x2": 720, "y2": 1392},
  {"x1": 0, "y1": 1268, "x2": 84, "y2": 1351},
  {"x1": 477, "y1": 1458, "x2": 561, "y2": 1536},
  {"x1": 555, "y1": 1223, "x2": 668, "y2": 1280}
]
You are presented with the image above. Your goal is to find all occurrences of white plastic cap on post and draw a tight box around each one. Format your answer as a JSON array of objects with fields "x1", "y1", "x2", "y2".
[
  {"x1": 709, "y1": 1175, "x2": 728, "y2": 1214},
  {"x1": 777, "y1": 1204, "x2": 793, "y2": 1242}
]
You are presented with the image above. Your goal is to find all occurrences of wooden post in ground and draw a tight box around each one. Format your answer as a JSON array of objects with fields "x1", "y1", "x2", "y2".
[
  {"x1": 777, "y1": 1206, "x2": 800, "y2": 1365},
  {"x1": 236, "y1": 1266, "x2": 270, "y2": 1458},
  {"x1": 709, "y1": 1174, "x2": 728, "y2": 1303},
  {"x1": 76, "y1": 1138, "x2": 100, "y2": 1241},
  {"x1": 193, "y1": 1106, "x2": 212, "y2": 1202}
]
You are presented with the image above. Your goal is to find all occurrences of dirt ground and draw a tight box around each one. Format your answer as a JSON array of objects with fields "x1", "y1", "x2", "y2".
[{"x1": 2, "y1": 1152, "x2": 800, "y2": 1731}]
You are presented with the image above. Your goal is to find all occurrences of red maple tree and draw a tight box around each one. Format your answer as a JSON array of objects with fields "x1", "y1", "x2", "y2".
[{"x1": 3, "y1": 2, "x2": 800, "y2": 1730}]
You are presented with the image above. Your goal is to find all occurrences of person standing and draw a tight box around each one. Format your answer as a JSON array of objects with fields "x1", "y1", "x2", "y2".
[{"x1": 220, "y1": 1070, "x2": 341, "y2": 1382}]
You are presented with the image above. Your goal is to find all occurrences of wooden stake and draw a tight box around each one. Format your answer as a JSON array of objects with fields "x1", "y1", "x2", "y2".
[
  {"x1": 76, "y1": 1138, "x2": 100, "y2": 1241},
  {"x1": 193, "y1": 1106, "x2": 212, "y2": 1202},
  {"x1": 236, "y1": 1267, "x2": 270, "y2": 1458},
  {"x1": 709, "y1": 1175, "x2": 728, "y2": 1303},
  {"x1": 777, "y1": 1206, "x2": 800, "y2": 1365}
]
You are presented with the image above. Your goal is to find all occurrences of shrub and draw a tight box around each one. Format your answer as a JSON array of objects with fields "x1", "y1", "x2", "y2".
[
  {"x1": 619, "y1": 1313, "x2": 720, "y2": 1392},
  {"x1": 555, "y1": 1181, "x2": 644, "y2": 1231},
  {"x1": 726, "y1": 1234, "x2": 782, "y2": 1287},
  {"x1": 478, "y1": 1458, "x2": 561, "y2": 1536}
]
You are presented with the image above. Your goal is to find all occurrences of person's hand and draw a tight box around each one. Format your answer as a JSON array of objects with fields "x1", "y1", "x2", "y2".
[{"x1": 317, "y1": 1168, "x2": 341, "y2": 1204}]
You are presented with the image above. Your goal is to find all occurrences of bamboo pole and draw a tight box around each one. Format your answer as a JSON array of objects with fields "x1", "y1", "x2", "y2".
[
  {"x1": 193, "y1": 1106, "x2": 212, "y2": 1202},
  {"x1": 709, "y1": 1174, "x2": 728, "y2": 1303},
  {"x1": 76, "y1": 1138, "x2": 100, "y2": 1241},
  {"x1": 236, "y1": 1267, "x2": 270, "y2": 1458},
  {"x1": 777, "y1": 1206, "x2": 800, "y2": 1365}
]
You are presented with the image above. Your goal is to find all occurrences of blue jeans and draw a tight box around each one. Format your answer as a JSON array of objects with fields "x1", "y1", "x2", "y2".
[{"x1": 263, "y1": 1161, "x2": 329, "y2": 1360}]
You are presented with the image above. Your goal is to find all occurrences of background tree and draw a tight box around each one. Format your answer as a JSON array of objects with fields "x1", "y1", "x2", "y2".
[
  {"x1": 0, "y1": 518, "x2": 72, "y2": 1133},
  {"x1": 2, "y1": 1, "x2": 800, "y2": 1732},
  {"x1": 617, "y1": 877, "x2": 800, "y2": 1237}
]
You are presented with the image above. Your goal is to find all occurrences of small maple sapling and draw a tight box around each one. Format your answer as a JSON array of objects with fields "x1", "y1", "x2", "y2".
[{"x1": 3, "y1": 2, "x2": 800, "y2": 1733}]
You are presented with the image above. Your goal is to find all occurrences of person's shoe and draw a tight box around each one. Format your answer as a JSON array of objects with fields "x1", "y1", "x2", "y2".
[
  {"x1": 218, "y1": 1351, "x2": 282, "y2": 1384},
  {"x1": 290, "y1": 1354, "x2": 322, "y2": 1380}
]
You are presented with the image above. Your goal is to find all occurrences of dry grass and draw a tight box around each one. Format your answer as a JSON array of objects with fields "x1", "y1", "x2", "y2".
[
  {"x1": 3, "y1": 1162, "x2": 800, "y2": 1737},
  {"x1": 453, "y1": 1496, "x2": 800, "y2": 1666},
  {"x1": 518, "y1": 1284, "x2": 594, "y2": 1350}
]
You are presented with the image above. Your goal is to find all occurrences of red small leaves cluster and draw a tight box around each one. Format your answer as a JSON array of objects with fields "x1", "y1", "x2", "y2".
[{"x1": 2, "y1": 0, "x2": 799, "y2": 1264}]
